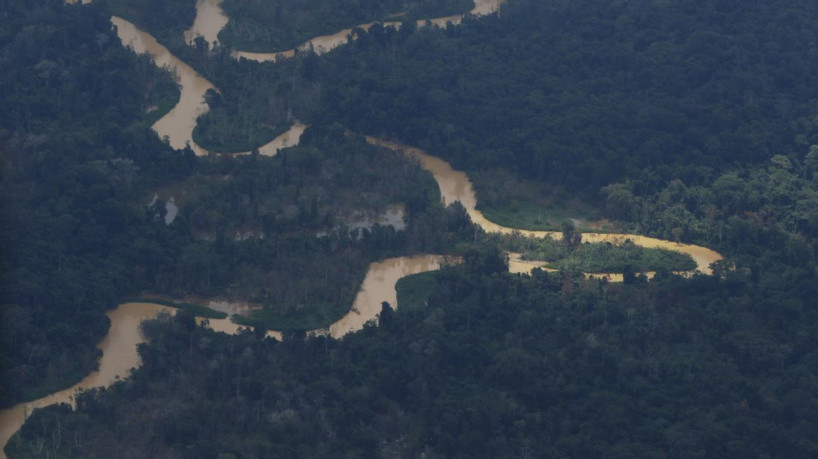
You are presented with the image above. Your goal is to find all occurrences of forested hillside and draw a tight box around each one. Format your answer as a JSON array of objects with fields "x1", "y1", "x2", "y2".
[
  {"x1": 0, "y1": 0, "x2": 476, "y2": 408},
  {"x1": 219, "y1": 0, "x2": 474, "y2": 51},
  {"x1": 4, "y1": 0, "x2": 818, "y2": 457},
  {"x1": 135, "y1": 126, "x2": 476, "y2": 332},
  {"x1": 0, "y1": 0, "x2": 191, "y2": 406},
  {"x1": 311, "y1": 0, "x2": 818, "y2": 193},
  {"x1": 9, "y1": 254, "x2": 818, "y2": 457},
  {"x1": 97, "y1": 0, "x2": 196, "y2": 47},
  {"x1": 196, "y1": 0, "x2": 818, "y2": 243}
]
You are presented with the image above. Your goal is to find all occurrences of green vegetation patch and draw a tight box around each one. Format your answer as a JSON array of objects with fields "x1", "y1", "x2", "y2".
[
  {"x1": 193, "y1": 116, "x2": 291, "y2": 153},
  {"x1": 494, "y1": 232, "x2": 697, "y2": 274},
  {"x1": 219, "y1": 0, "x2": 474, "y2": 52},
  {"x1": 232, "y1": 300, "x2": 352, "y2": 332},
  {"x1": 142, "y1": 82, "x2": 181, "y2": 126},
  {"x1": 470, "y1": 169, "x2": 608, "y2": 232},
  {"x1": 479, "y1": 198, "x2": 611, "y2": 233},
  {"x1": 395, "y1": 271, "x2": 438, "y2": 312},
  {"x1": 548, "y1": 241, "x2": 697, "y2": 273},
  {"x1": 120, "y1": 298, "x2": 228, "y2": 319}
]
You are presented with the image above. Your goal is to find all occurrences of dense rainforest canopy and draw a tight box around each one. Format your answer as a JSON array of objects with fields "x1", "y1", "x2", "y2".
[
  {"x1": 0, "y1": 0, "x2": 192, "y2": 406},
  {"x1": 4, "y1": 0, "x2": 818, "y2": 457},
  {"x1": 9, "y1": 254, "x2": 818, "y2": 458},
  {"x1": 214, "y1": 0, "x2": 818, "y2": 243},
  {"x1": 218, "y1": 0, "x2": 475, "y2": 52},
  {"x1": 0, "y1": 0, "x2": 475, "y2": 408}
]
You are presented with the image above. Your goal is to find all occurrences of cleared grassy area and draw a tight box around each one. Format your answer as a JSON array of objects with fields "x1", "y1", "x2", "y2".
[
  {"x1": 192, "y1": 123, "x2": 290, "y2": 154},
  {"x1": 231, "y1": 301, "x2": 348, "y2": 332},
  {"x1": 143, "y1": 88, "x2": 180, "y2": 127},
  {"x1": 120, "y1": 298, "x2": 228, "y2": 319},
  {"x1": 493, "y1": 233, "x2": 697, "y2": 274},
  {"x1": 479, "y1": 197, "x2": 613, "y2": 233},
  {"x1": 470, "y1": 168, "x2": 612, "y2": 232},
  {"x1": 395, "y1": 271, "x2": 438, "y2": 312}
]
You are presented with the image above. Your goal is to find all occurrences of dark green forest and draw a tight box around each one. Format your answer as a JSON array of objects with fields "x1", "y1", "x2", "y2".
[
  {"x1": 97, "y1": 0, "x2": 474, "y2": 53},
  {"x1": 219, "y1": 0, "x2": 474, "y2": 52},
  {"x1": 0, "y1": 0, "x2": 193, "y2": 406},
  {"x1": 196, "y1": 0, "x2": 818, "y2": 243},
  {"x1": 0, "y1": 0, "x2": 474, "y2": 408},
  {"x1": 4, "y1": 0, "x2": 818, "y2": 457},
  {"x1": 140, "y1": 126, "x2": 477, "y2": 332},
  {"x1": 98, "y1": 0, "x2": 196, "y2": 48},
  {"x1": 9, "y1": 256, "x2": 818, "y2": 458}
]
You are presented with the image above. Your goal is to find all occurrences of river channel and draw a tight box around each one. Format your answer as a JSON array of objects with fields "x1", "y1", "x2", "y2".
[
  {"x1": 234, "y1": 0, "x2": 505, "y2": 62},
  {"x1": 367, "y1": 138, "x2": 723, "y2": 275},
  {"x1": 112, "y1": 15, "x2": 306, "y2": 157},
  {"x1": 184, "y1": 0, "x2": 228, "y2": 49},
  {"x1": 0, "y1": 254, "x2": 443, "y2": 457},
  {"x1": 2, "y1": 1, "x2": 723, "y2": 456}
]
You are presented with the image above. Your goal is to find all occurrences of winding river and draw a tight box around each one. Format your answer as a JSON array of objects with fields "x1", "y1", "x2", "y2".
[
  {"x1": 2, "y1": 1, "x2": 723, "y2": 456},
  {"x1": 122, "y1": 0, "x2": 504, "y2": 155},
  {"x1": 234, "y1": 0, "x2": 505, "y2": 62},
  {"x1": 0, "y1": 255, "x2": 442, "y2": 456},
  {"x1": 0, "y1": 304, "x2": 168, "y2": 457},
  {"x1": 184, "y1": 0, "x2": 228, "y2": 49},
  {"x1": 112, "y1": 15, "x2": 306, "y2": 157},
  {"x1": 366, "y1": 138, "x2": 723, "y2": 275}
]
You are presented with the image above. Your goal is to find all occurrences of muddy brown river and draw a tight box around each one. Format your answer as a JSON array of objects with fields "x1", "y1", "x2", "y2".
[
  {"x1": 0, "y1": 304, "x2": 168, "y2": 456},
  {"x1": 234, "y1": 0, "x2": 505, "y2": 62},
  {"x1": 367, "y1": 137, "x2": 723, "y2": 275},
  {"x1": 1, "y1": 1, "x2": 724, "y2": 456},
  {"x1": 184, "y1": 0, "x2": 228, "y2": 49},
  {"x1": 0, "y1": 254, "x2": 442, "y2": 456},
  {"x1": 112, "y1": 16, "x2": 305, "y2": 157}
]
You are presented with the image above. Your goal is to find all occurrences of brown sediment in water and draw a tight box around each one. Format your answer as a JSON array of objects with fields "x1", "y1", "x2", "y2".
[
  {"x1": 184, "y1": 0, "x2": 228, "y2": 49},
  {"x1": 366, "y1": 137, "x2": 724, "y2": 275},
  {"x1": 327, "y1": 255, "x2": 445, "y2": 338},
  {"x1": 112, "y1": 16, "x2": 305, "y2": 157},
  {"x1": 233, "y1": 0, "x2": 505, "y2": 63},
  {"x1": 0, "y1": 302, "x2": 288, "y2": 459},
  {"x1": 2, "y1": 1, "x2": 725, "y2": 455},
  {"x1": 0, "y1": 303, "x2": 170, "y2": 458}
]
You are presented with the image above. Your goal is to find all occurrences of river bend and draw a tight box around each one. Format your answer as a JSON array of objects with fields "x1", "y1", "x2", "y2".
[{"x1": 1, "y1": 1, "x2": 724, "y2": 456}]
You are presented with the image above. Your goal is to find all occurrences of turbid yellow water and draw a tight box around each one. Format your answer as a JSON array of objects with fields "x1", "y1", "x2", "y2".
[
  {"x1": 0, "y1": 254, "x2": 441, "y2": 458},
  {"x1": 0, "y1": 303, "x2": 169, "y2": 458},
  {"x1": 112, "y1": 16, "x2": 304, "y2": 157},
  {"x1": 184, "y1": 0, "x2": 228, "y2": 49},
  {"x1": 366, "y1": 137, "x2": 723, "y2": 275},
  {"x1": 234, "y1": 0, "x2": 506, "y2": 63},
  {"x1": 0, "y1": 302, "x2": 288, "y2": 459},
  {"x1": 1, "y1": 1, "x2": 724, "y2": 455},
  {"x1": 327, "y1": 255, "x2": 445, "y2": 338}
]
